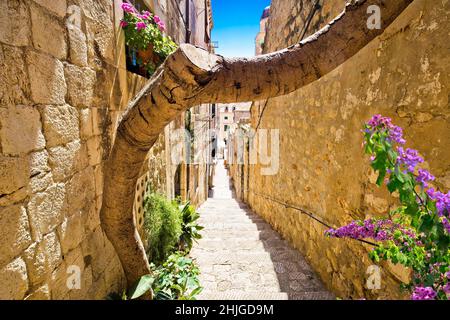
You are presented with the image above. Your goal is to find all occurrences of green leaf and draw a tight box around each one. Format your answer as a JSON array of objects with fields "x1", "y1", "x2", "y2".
[{"x1": 128, "y1": 274, "x2": 155, "y2": 299}]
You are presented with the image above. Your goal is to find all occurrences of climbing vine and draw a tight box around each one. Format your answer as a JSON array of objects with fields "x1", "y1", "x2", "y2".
[{"x1": 326, "y1": 115, "x2": 450, "y2": 300}]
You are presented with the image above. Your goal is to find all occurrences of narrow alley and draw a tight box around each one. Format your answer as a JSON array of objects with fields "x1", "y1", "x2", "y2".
[{"x1": 191, "y1": 161, "x2": 334, "y2": 300}]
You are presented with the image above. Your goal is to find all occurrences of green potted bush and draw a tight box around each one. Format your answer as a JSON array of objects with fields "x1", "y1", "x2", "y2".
[{"x1": 120, "y1": 3, "x2": 177, "y2": 76}]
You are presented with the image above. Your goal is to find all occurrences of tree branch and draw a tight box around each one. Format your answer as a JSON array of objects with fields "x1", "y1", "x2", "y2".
[{"x1": 100, "y1": 0, "x2": 414, "y2": 288}]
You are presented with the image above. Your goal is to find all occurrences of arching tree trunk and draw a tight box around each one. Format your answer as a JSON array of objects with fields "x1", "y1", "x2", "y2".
[{"x1": 100, "y1": 0, "x2": 414, "y2": 288}]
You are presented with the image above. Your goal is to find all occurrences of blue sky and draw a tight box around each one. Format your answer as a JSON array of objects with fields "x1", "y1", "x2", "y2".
[{"x1": 211, "y1": 0, "x2": 271, "y2": 58}]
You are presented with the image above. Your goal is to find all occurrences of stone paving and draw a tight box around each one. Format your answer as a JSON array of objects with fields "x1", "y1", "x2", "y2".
[{"x1": 190, "y1": 160, "x2": 334, "y2": 300}]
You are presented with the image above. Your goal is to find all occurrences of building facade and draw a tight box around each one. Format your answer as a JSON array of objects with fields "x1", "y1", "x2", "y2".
[
  {"x1": 255, "y1": 5, "x2": 269, "y2": 55},
  {"x1": 0, "y1": 0, "x2": 213, "y2": 299},
  {"x1": 230, "y1": 0, "x2": 450, "y2": 299}
]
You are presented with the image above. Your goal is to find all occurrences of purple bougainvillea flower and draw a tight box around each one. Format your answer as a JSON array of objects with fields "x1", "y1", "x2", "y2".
[
  {"x1": 157, "y1": 21, "x2": 165, "y2": 32},
  {"x1": 396, "y1": 147, "x2": 423, "y2": 173},
  {"x1": 411, "y1": 286, "x2": 437, "y2": 300},
  {"x1": 153, "y1": 15, "x2": 161, "y2": 24},
  {"x1": 136, "y1": 21, "x2": 146, "y2": 31},
  {"x1": 119, "y1": 20, "x2": 128, "y2": 28},
  {"x1": 366, "y1": 114, "x2": 406, "y2": 145},
  {"x1": 443, "y1": 283, "x2": 450, "y2": 296},
  {"x1": 416, "y1": 168, "x2": 435, "y2": 188}
]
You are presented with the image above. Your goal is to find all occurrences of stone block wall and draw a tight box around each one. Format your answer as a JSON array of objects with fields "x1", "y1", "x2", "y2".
[
  {"x1": 243, "y1": 0, "x2": 450, "y2": 299},
  {"x1": 0, "y1": 0, "x2": 165, "y2": 299}
]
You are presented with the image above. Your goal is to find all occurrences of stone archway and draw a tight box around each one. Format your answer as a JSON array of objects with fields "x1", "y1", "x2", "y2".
[{"x1": 99, "y1": 0, "x2": 414, "y2": 287}]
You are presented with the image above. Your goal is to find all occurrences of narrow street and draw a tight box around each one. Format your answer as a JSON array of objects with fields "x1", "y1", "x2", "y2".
[{"x1": 191, "y1": 161, "x2": 334, "y2": 300}]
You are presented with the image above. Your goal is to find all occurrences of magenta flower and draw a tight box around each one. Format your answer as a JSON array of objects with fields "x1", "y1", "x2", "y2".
[
  {"x1": 139, "y1": 10, "x2": 151, "y2": 20},
  {"x1": 153, "y1": 15, "x2": 161, "y2": 24},
  {"x1": 366, "y1": 114, "x2": 406, "y2": 145},
  {"x1": 136, "y1": 21, "x2": 146, "y2": 31},
  {"x1": 443, "y1": 283, "x2": 450, "y2": 296},
  {"x1": 157, "y1": 21, "x2": 165, "y2": 32},
  {"x1": 411, "y1": 286, "x2": 437, "y2": 300},
  {"x1": 119, "y1": 20, "x2": 128, "y2": 28},
  {"x1": 121, "y1": 3, "x2": 135, "y2": 14},
  {"x1": 325, "y1": 219, "x2": 417, "y2": 244}
]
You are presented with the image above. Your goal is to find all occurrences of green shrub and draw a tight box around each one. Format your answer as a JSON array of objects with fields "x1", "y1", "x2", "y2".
[
  {"x1": 179, "y1": 202, "x2": 203, "y2": 252},
  {"x1": 143, "y1": 193, "x2": 182, "y2": 264},
  {"x1": 150, "y1": 252, "x2": 202, "y2": 300}
]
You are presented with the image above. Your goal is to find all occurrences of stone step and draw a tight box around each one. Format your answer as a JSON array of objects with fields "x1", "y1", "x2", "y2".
[
  {"x1": 191, "y1": 251, "x2": 273, "y2": 265},
  {"x1": 201, "y1": 229, "x2": 282, "y2": 241},
  {"x1": 199, "y1": 222, "x2": 273, "y2": 231},
  {"x1": 199, "y1": 217, "x2": 263, "y2": 224},
  {"x1": 198, "y1": 291, "x2": 289, "y2": 300}
]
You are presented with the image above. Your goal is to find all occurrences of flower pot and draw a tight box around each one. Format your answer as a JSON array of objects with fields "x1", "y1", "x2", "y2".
[{"x1": 137, "y1": 44, "x2": 154, "y2": 65}]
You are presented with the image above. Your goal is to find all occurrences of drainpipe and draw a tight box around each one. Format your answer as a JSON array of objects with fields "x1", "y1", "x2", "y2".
[{"x1": 185, "y1": 0, "x2": 191, "y2": 43}]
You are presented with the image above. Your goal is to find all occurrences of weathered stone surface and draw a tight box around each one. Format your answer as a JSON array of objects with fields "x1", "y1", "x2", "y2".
[
  {"x1": 364, "y1": 194, "x2": 389, "y2": 215},
  {"x1": 27, "y1": 183, "x2": 66, "y2": 240},
  {"x1": 79, "y1": 108, "x2": 94, "y2": 140},
  {"x1": 85, "y1": 196, "x2": 101, "y2": 232},
  {"x1": 48, "y1": 140, "x2": 85, "y2": 181},
  {"x1": 23, "y1": 231, "x2": 62, "y2": 286},
  {"x1": 86, "y1": 275, "x2": 108, "y2": 299},
  {"x1": 81, "y1": 227, "x2": 116, "y2": 281},
  {"x1": 86, "y1": 136, "x2": 102, "y2": 166},
  {"x1": 0, "y1": 44, "x2": 30, "y2": 106},
  {"x1": 29, "y1": 150, "x2": 50, "y2": 175},
  {"x1": 81, "y1": 0, "x2": 115, "y2": 65},
  {"x1": 27, "y1": 50, "x2": 67, "y2": 104},
  {"x1": 64, "y1": 165, "x2": 95, "y2": 216},
  {"x1": 33, "y1": 0, "x2": 67, "y2": 18},
  {"x1": 0, "y1": 105, "x2": 45, "y2": 155},
  {"x1": 25, "y1": 284, "x2": 51, "y2": 300},
  {"x1": 0, "y1": 155, "x2": 29, "y2": 196},
  {"x1": 40, "y1": 104, "x2": 80, "y2": 148},
  {"x1": 237, "y1": 0, "x2": 449, "y2": 300},
  {"x1": 48, "y1": 260, "x2": 70, "y2": 299},
  {"x1": 57, "y1": 212, "x2": 85, "y2": 254},
  {"x1": 30, "y1": 172, "x2": 53, "y2": 194},
  {"x1": 0, "y1": 205, "x2": 32, "y2": 266},
  {"x1": 67, "y1": 23, "x2": 88, "y2": 67},
  {"x1": 0, "y1": 257, "x2": 28, "y2": 299},
  {"x1": 0, "y1": 0, "x2": 30, "y2": 46},
  {"x1": 103, "y1": 257, "x2": 126, "y2": 296},
  {"x1": 28, "y1": 150, "x2": 53, "y2": 193},
  {"x1": 30, "y1": 3, "x2": 67, "y2": 59},
  {"x1": 64, "y1": 63, "x2": 96, "y2": 108}
]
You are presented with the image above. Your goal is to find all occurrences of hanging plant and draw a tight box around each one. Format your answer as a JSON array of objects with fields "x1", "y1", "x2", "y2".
[{"x1": 120, "y1": 3, "x2": 177, "y2": 76}]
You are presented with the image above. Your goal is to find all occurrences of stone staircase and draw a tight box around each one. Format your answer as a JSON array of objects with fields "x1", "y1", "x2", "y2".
[{"x1": 190, "y1": 161, "x2": 334, "y2": 300}]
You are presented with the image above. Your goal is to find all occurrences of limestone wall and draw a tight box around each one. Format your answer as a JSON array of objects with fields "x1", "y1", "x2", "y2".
[
  {"x1": 243, "y1": 0, "x2": 450, "y2": 299},
  {"x1": 0, "y1": 0, "x2": 164, "y2": 299},
  {"x1": 0, "y1": 0, "x2": 213, "y2": 299}
]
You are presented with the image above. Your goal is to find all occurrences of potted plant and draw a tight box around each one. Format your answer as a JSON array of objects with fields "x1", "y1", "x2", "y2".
[{"x1": 120, "y1": 3, "x2": 177, "y2": 77}]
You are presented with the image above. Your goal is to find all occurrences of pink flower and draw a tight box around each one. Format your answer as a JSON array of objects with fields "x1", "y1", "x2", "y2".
[
  {"x1": 157, "y1": 21, "x2": 165, "y2": 32},
  {"x1": 119, "y1": 20, "x2": 128, "y2": 28},
  {"x1": 153, "y1": 15, "x2": 161, "y2": 24},
  {"x1": 136, "y1": 21, "x2": 146, "y2": 31},
  {"x1": 121, "y1": 3, "x2": 135, "y2": 14},
  {"x1": 140, "y1": 11, "x2": 151, "y2": 20}
]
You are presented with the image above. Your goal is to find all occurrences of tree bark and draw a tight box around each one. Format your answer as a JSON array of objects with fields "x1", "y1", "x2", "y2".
[{"x1": 100, "y1": 0, "x2": 414, "y2": 288}]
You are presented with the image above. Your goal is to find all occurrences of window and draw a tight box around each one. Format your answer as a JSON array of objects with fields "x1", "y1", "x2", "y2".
[
  {"x1": 224, "y1": 125, "x2": 229, "y2": 131},
  {"x1": 224, "y1": 116, "x2": 228, "y2": 120}
]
